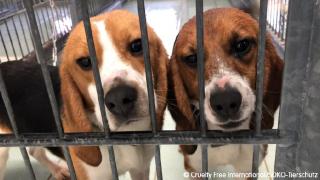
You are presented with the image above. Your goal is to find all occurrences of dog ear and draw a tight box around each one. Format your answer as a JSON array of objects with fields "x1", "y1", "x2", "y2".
[
  {"x1": 153, "y1": 39, "x2": 169, "y2": 130},
  {"x1": 60, "y1": 66, "x2": 102, "y2": 166},
  {"x1": 251, "y1": 35, "x2": 284, "y2": 130},
  {"x1": 168, "y1": 46, "x2": 198, "y2": 155}
]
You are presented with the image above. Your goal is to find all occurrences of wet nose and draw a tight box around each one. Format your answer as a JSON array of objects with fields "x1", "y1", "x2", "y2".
[
  {"x1": 210, "y1": 86, "x2": 242, "y2": 120},
  {"x1": 105, "y1": 85, "x2": 137, "y2": 117}
]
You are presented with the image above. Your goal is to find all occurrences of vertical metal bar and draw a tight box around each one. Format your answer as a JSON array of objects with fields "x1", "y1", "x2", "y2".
[
  {"x1": 4, "y1": 20, "x2": 18, "y2": 60},
  {"x1": 201, "y1": 145, "x2": 208, "y2": 180},
  {"x1": 23, "y1": 13, "x2": 35, "y2": 51},
  {"x1": 11, "y1": 16, "x2": 24, "y2": 57},
  {"x1": 155, "y1": 145, "x2": 163, "y2": 180},
  {"x1": 274, "y1": 0, "x2": 317, "y2": 174},
  {"x1": 15, "y1": 0, "x2": 31, "y2": 53},
  {"x1": 107, "y1": 145, "x2": 119, "y2": 180},
  {"x1": 195, "y1": 0, "x2": 206, "y2": 136},
  {"x1": 0, "y1": 29, "x2": 11, "y2": 61},
  {"x1": 55, "y1": 1, "x2": 67, "y2": 35},
  {"x1": 19, "y1": 147, "x2": 37, "y2": 180},
  {"x1": 44, "y1": 5, "x2": 53, "y2": 34},
  {"x1": 196, "y1": 1, "x2": 208, "y2": 178},
  {"x1": 39, "y1": 4, "x2": 50, "y2": 41},
  {"x1": 276, "y1": 0, "x2": 281, "y2": 36},
  {"x1": 22, "y1": 1, "x2": 77, "y2": 179},
  {"x1": 49, "y1": 4, "x2": 61, "y2": 37},
  {"x1": 137, "y1": 0, "x2": 158, "y2": 134},
  {"x1": 0, "y1": 67, "x2": 36, "y2": 180},
  {"x1": 272, "y1": 0, "x2": 276, "y2": 31},
  {"x1": 61, "y1": 0, "x2": 69, "y2": 30},
  {"x1": 252, "y1": 0, "x2": 268, "y2": 177},
  {"x1": 34, "y1": 6, "x2": 45, "y2": 43},
  {"x1": 79, "y1": 0, "x2": 110, "y2": 135},
  {"x1": 79, "y1": 2, "x2": 119, "y2": 180},
  {"x1": 136, "y1": 1, "x2": 163, "y2": 180},
  {"x1": 62, "y1": 146, "x2": 77, "y2": 180}
]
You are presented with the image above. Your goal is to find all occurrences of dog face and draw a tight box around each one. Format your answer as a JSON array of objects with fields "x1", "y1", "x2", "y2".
[
  {"x1": 60, "y1": 10, "x2": 168, "y2": 165},
  {"x1": 168, "y1": 8, "x2": 283, "y2": 135}
]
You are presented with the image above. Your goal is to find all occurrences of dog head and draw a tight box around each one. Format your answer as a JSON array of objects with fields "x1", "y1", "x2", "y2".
[
  {"x1": 60, "y1": 10, "x2": 168, "y2": 165},
  {"x1": 168, "y1": 8, "x2": 283, "y2": 153}
]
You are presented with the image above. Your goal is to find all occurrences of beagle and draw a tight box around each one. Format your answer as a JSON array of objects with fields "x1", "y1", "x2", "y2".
[
  {"x1": 168, "y1": 8, "x2": 283, "y2": 176},
  {"x1": 60, "y1": 10, "x2": 168, "y2": 180}
]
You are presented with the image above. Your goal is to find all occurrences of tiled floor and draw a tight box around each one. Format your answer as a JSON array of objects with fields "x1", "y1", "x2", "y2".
[{"x1": 3, "y1": 0, "x2": 278, "y2": 179}]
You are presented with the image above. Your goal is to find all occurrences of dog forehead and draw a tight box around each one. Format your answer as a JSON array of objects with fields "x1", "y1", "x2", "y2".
[{"x1": 175, "y1": 8, "x2": 258, "y2": 46}]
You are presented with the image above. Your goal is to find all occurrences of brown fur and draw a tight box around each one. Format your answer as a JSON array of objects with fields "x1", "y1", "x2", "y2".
[
  {"x1": 60, "y1": 10, "x2": 168, "y2": 178},
  {"x1": 167, "y1": 8, "x2": 283, "y2": 170}
]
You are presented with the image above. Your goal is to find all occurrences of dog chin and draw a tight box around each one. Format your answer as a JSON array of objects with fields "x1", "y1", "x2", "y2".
[{"x1": 206, "y1": 114, "x2": 251, "y2": 131}]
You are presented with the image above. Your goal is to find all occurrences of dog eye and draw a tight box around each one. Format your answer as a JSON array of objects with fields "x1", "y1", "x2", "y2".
[
  {"x1": 129, "y1": 39, "x2": 143, "y2": 55},
  {"x1": 76, "y1": 57, "x2": 92, "y2": 70},
  {"x1": 182, "y1": 54, "x2": 197, "y2": 67},
  {"x1": 232, "y1": 39, "x2": 252, "y2": 58}
]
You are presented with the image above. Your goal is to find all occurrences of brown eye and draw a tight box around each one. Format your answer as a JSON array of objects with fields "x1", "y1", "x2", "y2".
[
  {"x1": 129, "y1": 39, "x2": 142, "y2": 55},
  {"x1": 76, "y1": 57, "x2": 91, "y2": 70},
  {"x1": 182, "y1": 54, "x2": 197, "y2": 67},
  {"x1": 232, "y1": 39, "x2": 252, "y2": 58}
]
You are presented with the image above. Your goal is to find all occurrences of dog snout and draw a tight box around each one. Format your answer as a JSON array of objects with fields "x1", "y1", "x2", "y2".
[
  {"x1": 105, "y1": 85, "x2": 137, "y2": 118},
  {"x1": 210, "y1": 86, "x2": 242, "y2": 120}
]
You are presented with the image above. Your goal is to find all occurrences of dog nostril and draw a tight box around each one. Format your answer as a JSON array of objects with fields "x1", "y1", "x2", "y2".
[
  {"x1": 230, "y1": 102, "x2": 237, "y2": 109},
  {"x1": 123, "y1": 97, "x2": 133, "y2": 104},
  {"x1": 215, "y1": 105, "x2": 223, "y2": 111},
  {"x1": 210, "y1": 86, "x2": 242, "y2": 120},
  {"x1": 105, "y1": 85, "x2": 138, "y2": 117},
  {"x1": 106, "y1": 102, "x2": 115, "y2": 109}
]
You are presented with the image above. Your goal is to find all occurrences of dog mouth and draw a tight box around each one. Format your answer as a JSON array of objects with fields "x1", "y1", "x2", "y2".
[{"x1": 191, "y1": 104, "x2": 248, "y2": 129}]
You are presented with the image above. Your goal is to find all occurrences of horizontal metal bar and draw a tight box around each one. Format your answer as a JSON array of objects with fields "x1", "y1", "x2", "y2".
[{"x1": 0, "y1": 130, "x2": 297, "y2": 146}]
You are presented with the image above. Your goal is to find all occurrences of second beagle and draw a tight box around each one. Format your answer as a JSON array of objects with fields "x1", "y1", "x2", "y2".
[{"x1": 168, "y1": 8, "x2": 283, "y2": 176}]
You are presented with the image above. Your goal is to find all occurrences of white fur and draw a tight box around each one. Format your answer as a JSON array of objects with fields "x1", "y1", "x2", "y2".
[
  {"x1": 81, "y1": 145, "x2": 154, "y2": 180},
  {"x1": 27, "y1": 147, "x2": 69, "y2": 179},
  {"x1": 82, "y1": 20, "x2": 157, "y2": 179},
  {"x1": 186, "y1": 62, "x2": 260, "y2": 177}
]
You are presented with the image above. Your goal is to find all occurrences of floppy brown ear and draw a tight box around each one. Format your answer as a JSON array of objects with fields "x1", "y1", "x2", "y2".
[
  {"x1": 60, "y1": 67, "x2": 102, "y2": 166},
  {"x1": 254, "y1": 36, "x2": 284, "y2": 130},
  {"x1": 153, "y1": 39, "x2": 169, "y2": 130},
  {"x1": 168, "y1": 52, "x2": 198, "y2": 154}
]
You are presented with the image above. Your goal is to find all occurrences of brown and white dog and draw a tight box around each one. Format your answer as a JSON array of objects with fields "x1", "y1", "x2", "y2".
[
  {"x1": 60, "y1": 10, "x2": 168, "y2": 180},
  {"x1": 0, "y1": 10, "x2": 167, "y2": 180},
  {"x1": 168, "y1": 8, "x2": 283, "y2": 176}
]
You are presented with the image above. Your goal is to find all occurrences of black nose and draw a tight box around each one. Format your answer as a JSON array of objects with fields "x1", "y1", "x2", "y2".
[
  {"x1": 105, "y1": 85, "x2": 137, "y2": 117},
  {"x1": 210, "y1": 86, "x2": 242, "y2": 120}
]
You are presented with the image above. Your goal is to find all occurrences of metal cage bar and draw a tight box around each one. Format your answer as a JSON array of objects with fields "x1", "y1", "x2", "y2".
[
  {"x1": 0, "y1": 129, "x2": 297, "y2": 147},
  {"x1": 4, "y1": 19, "x2": 18, "y2": 60},
  {"x1": 79, "y1": 1, "x2": 118, "y2": 180},
  {"x1": 1, "y1": 0, "x2": 318, "y2": 179},
  {"x1": 136, "y1": 1, "x2": 163, "y2": 179},
  {"x1": 22, "y1": 1, "x2": 77, "y2": 179},
  {"x1": 11, "y1": 16, "x2": 24, "y2": 58},
  {"x1": 275, "y1": 0, "x2": 320, "y2": 174},
  {"x1": 0, "y1": 65, "x2": 36, "y2": 180},
  {"x1": 136, "y1": 0, "x2": 158, "y2": 134},
  {"x1": 195, "y1": 1, "x2": 208, "y2": 178},
  {"x1": 252, "y1": 0, "x2": 269, "y2": 177}
]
